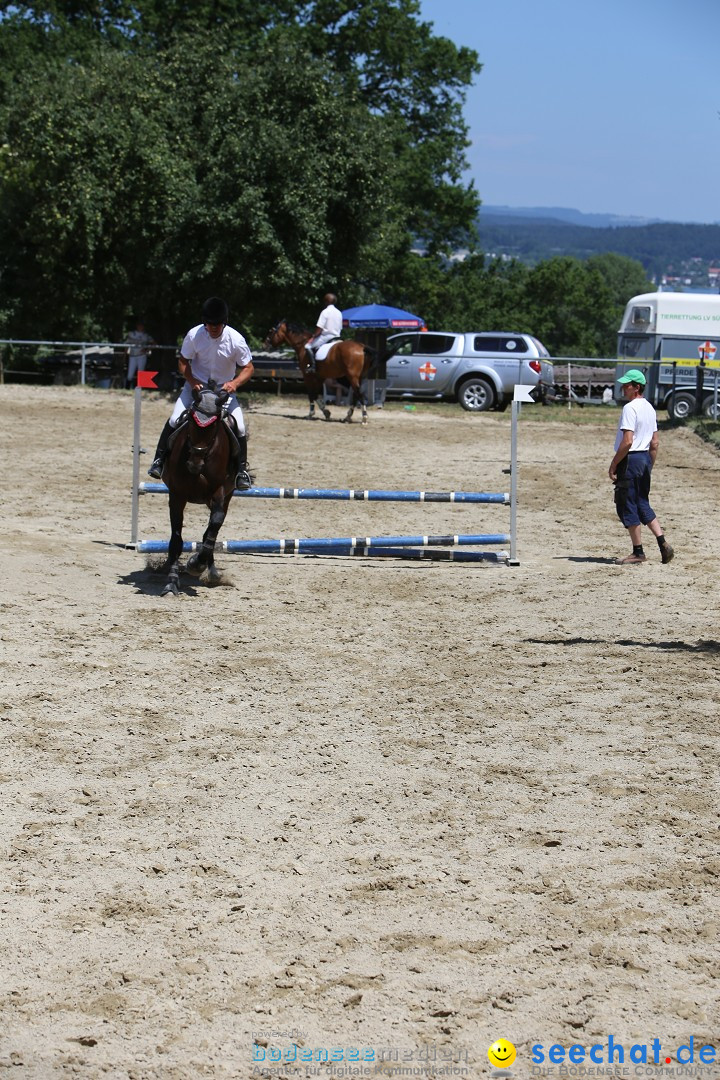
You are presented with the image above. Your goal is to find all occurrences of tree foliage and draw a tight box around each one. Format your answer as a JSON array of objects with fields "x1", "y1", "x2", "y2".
[
  {"x1": 0, "y1": 0, "x2": 480, "y2": 340},
  {"x1": 0, "y1": 2, "x2": 652, "y2": 356},
  {"x1": 390, "y1": 249, "x2": 650, "y2": 358}
]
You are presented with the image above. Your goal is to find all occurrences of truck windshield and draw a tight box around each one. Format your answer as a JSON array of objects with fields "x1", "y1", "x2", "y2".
[{"x1": 618, "y1": 334, "x2": 655, "y2": 360}]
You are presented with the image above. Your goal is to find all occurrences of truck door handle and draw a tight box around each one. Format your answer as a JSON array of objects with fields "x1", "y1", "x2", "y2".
[{"x1": 396, "y1": 359, "x2": 410, "y2": 365}]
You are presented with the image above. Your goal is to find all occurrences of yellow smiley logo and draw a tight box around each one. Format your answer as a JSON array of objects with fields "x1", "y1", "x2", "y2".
[{"x1": 488, "y1": 1039, "x2": 517, "y2": 1068}]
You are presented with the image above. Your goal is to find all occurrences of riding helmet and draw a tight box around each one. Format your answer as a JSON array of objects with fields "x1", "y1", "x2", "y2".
[{"x1": 202, "y1": 297, "x2": 229, "y2": 325}]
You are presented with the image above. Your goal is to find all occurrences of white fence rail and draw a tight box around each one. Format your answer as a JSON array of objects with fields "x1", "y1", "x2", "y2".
[{"x1": 0, "y1": 338, "x2": 178, "y2": 386}]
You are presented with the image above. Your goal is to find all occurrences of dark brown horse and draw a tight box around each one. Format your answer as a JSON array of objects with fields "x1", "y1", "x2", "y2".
[
  {"x1": 264, "y1": 320, "x2": 375, "y2": 423},
  {"x1": 160, "y1": 385, "x2": 237, "y2": 596}
]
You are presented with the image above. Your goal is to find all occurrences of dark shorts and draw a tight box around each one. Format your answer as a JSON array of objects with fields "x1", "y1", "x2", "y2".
[{"x1": 614, "y1": 452, "x2": 655, "y2": 528}]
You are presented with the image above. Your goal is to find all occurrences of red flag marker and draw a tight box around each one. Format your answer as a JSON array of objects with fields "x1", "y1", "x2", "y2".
[{"x1": 137, "y1": 370, "x2": 159, "y2": 388}]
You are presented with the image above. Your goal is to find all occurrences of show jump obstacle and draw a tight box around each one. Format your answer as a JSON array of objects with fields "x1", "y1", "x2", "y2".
[{"x1": 129, "y1": 382, "x2": 533, "y2": 565}]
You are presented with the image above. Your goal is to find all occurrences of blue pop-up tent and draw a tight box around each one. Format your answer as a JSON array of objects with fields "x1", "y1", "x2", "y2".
[
  {"x1": 340, "y1": 305, "x2": 425, "y2": 390},
  {"x1": 341, "y1": 303, "x2": 425, "y2": 329}
]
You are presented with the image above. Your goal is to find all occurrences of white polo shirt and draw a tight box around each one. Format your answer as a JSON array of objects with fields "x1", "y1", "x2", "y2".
[
  {"x1": 317, "y1": 304, "x2": 343, "y2": 337},
  {"x1": 614, "y1": 396, "x2": 657, "y2": 452},
  {"x1": 181, "y1": 324, "x2": 253, "y2": 384}
]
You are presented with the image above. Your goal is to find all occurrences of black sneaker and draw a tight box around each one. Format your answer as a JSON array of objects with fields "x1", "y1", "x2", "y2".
[
  {"x1": 661, "y1": 544, "x2": 674, "y2": 564},
  {"x1": 147, "y1": 457, "x2": 164, "y2": 479},
  {"x1": 235, "y1": 467, "x2": 253, "y2": 491}
]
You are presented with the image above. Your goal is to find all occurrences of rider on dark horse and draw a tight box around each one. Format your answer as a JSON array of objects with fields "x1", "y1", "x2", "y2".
[
  {"x1": 304, "y1": 292, "x2": 343, "y2": 373},
  {"x1": 148, "y1": 296, "x2": 254, "y2": 487}
]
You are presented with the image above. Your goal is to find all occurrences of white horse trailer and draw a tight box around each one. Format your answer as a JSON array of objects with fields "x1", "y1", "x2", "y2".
[{"x1": 616, "y1": 292, "x2": 720, "y2": 418}]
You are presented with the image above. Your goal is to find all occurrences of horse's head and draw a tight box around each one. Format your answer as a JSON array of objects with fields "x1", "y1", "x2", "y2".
[
  {"x1": 263, "y1": 320, "x2": 287, "y2": 350},
  {"x1": 186, "y1": 386, "x2": 229, "y2": 475}
]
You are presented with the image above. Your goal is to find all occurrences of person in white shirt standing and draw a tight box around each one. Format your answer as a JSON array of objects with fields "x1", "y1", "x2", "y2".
[
  {"x1": 125, "y1": 316, "x2": 156, "y2": 389},
  {"x1": 608, "y1": 369, "x2": 674, "y2": 565},
  {"x1": 304, "y1": 292, "x2": 343, "y2": 373},
  {"x1": 147, "y1": 297, "x2": 254, "y2": 488}
]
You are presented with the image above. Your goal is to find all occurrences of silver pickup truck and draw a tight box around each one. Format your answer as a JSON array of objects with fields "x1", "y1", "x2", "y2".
[{"x1": 385, "y1": 330, "x2": 554, "y2": 411}]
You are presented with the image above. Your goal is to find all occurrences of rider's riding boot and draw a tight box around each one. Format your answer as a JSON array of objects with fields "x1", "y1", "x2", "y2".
[
  {"x1": 147, "y1": 419, "x2": 174, "y2": 479},
  {"x1": 305, "y1": 348, "x2": 315, "y2": 374},
  {"x1": 235, "y1": 435, "x2": 252, "y2": 491}
]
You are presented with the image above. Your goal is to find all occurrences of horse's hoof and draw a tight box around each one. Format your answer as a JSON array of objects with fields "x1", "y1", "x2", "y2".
[
  {"x1": 186, "y1": 553, "x2": 205, "y2": 577},
  {"x1": 162, "y1": 582, "x2": 179, "y2": 597},
  {"x1": 207, "y1": 565, "x2": 221, "y2": 585}
]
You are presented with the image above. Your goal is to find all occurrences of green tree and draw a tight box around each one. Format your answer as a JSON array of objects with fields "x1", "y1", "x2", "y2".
[
  {"x1": 0, "y1": 1, "x2": 481, "y2": 340},
  {"x1": 0, "y1": 34, "x2": 394, "y2": 339},
  {"x1": 391, "y1": 252, "x2": 531, "y2": 332},
  {"x1": 524, "y1": 255, "x2": 648, "y2": 357},
  {"x1": 584, "y1": 252, "x2": 651, "y2": 355}
]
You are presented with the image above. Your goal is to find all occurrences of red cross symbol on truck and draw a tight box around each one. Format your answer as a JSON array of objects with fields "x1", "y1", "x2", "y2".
[
  {"x1": 699, "y1": 340, "x2": 717, "y2": 361},
  {"x1": 419, "y1": 361, "x2": 437, "y2": 381}
]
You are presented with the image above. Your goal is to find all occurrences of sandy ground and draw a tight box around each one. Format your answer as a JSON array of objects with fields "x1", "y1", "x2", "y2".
[{"x1": 1, "y1": 384, "x2": 718, "y2": 1079}]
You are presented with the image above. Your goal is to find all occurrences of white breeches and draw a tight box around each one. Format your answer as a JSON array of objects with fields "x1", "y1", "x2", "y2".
[
  {"x1": 170, "y1": 383, "x2": 246, "y2": 435},
  {"x1": 307, "y1": 331, "x2": 337, "y2": 358},
  {"x1": 127, "y1": 354, "x2": 148, "y2": 379}
]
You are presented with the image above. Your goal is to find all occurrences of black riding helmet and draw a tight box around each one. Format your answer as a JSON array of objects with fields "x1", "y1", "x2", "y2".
[{"x1": 202, "y1": 296, "x2": 229, "y2": 325}]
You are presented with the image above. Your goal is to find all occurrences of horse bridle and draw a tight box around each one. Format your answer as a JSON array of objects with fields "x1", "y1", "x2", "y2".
[
  {"x1": 186, "y1": 421, "x2": 217, "y2": 469},
  {"x1": 186, "y1": 389, "x2": 226, "y2": 465}
]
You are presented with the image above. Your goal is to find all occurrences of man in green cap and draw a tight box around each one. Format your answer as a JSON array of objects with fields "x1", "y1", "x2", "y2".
[{"x1": 609, "y1": 369, "x2": 674, "y2": 565}]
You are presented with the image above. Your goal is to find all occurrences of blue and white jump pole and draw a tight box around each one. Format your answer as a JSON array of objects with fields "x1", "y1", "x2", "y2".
[
  {"x1": 136, "y1": 532, "x2": 510, "y2": 554},
  {"x1": 138, "y1": 482, "x2": 509, "y2": 504}
]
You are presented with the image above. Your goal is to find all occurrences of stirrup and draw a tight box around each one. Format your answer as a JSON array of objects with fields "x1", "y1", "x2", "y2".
[
  {"x1": 147, "y1": 457, "x2": 164, "y2": 479},
  {"x1": 235, "y1": 467, "x2": 252, "y2": 491}
]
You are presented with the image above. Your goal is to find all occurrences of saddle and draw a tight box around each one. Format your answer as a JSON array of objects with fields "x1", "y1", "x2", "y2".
[
  {"x1": 169, "y1": 389, "x2": 241, "y2": 471},
  {"x1": 314, "y1": 338, "x2": 341, "y2": 363}
]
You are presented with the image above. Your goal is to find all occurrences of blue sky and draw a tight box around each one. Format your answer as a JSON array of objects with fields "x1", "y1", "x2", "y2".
[{"x1": 418, "y1": 0, "x2": 720, "y2": 223}]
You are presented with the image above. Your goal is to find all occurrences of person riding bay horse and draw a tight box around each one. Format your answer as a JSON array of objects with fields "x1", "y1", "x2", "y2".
[
  {"x1": 264, "y1": 317, "x2": 375, "y2": 424},
  {"x1": 304, "y1": 294, "x2": 343, "y2": 372},
  {"x1": 148, "y1": 296, "x2": 253, "y2": 485}
]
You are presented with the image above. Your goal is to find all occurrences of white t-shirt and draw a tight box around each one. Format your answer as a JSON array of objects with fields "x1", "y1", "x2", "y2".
[
  {"x1": 181, "y1": 324, "x2": 253, "y2": 384},
  {"x1": 614, "y1": 396, "x2": 657, "y2": 452},
  {"x1": 126, "y1": 329, "x2": 154, "y2": 357},
  {"x1": 317, "y1": 304, "x2": 343, "y2": 337}
]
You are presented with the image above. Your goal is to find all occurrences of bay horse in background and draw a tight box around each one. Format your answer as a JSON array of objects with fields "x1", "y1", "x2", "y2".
[
  {"x1": 264, "y1": 320, "x2": 375, "y2": 424},
  {"x1": 160, "y1": 384, "x2": 238, "y2": 596}
]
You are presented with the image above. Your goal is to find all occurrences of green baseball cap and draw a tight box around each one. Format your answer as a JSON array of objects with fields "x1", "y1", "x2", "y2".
[{"x1": 618, "y1": 369, "x2": 646, "y2": 386}]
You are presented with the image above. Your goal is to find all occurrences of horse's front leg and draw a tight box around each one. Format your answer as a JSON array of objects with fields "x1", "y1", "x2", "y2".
[
  {"x1": 316, "y1": 379, "x2": 332, "y2": 420},
  {"x1": 162, "y1": 492, "x2": 186, "y2": 596},
  {"x1": 302, "y1": 368, "x2": 331, "y2": 420},
  {"x1": 188, "y1": 491, "x2": 229, "y2": 582}
]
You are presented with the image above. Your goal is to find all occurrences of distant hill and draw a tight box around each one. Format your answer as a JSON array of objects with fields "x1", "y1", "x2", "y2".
[
  {"x1": 481, "y1": 205, "x2": 669, "y2": 229},
  {"x1": 475, "y1": 215, "x2": 720, "y2": 286}
]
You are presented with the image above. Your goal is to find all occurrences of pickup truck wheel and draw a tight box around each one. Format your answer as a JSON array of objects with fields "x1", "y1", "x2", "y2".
[
  {"x1": 668, "y1": 391, "x2": 696, "y2": 420},
  {"x1": 458, "y1": 377, "x2": 495, "y2": 412}
]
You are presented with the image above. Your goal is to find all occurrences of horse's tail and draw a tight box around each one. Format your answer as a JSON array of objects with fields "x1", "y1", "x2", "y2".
[{"x1": 362, "y1": 345, "x2": 378, "y2": 378}]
